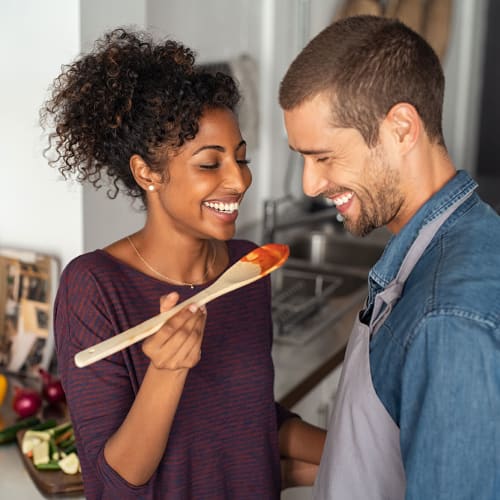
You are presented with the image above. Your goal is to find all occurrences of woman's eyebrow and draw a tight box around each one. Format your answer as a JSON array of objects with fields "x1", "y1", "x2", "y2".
[
  {"x1": 192, "y1": 145, "x2": 225, "y2": 155},
  {"x1": 192, "y1": 140, "x2": 246, "y2": 156}
]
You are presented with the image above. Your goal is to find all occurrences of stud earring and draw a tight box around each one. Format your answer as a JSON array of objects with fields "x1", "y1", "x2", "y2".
[{"x1": 148, "y1": 185, "x2": 155, "y2": 192}]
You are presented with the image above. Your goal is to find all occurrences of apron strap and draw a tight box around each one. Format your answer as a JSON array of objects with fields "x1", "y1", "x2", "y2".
[{"x1": 370, "y1": 189, "x2": 474, "y2": 334}]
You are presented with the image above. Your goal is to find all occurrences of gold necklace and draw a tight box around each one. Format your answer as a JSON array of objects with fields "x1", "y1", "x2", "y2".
[{"x1": 127, "y1": 236, "x2": 216, "y2": 289}]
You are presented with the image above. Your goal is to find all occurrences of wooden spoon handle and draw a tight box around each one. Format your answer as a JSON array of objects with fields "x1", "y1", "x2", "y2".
[{"x1": 74, "y1": 308, "x2": 177, "y2": 368}]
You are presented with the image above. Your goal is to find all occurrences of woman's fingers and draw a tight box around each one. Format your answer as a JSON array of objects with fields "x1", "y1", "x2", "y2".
[
  {"x1": 159, "y1": 292, "x2": 180, "y2": 313},
  {"x1": 142, "y1": 294, "x2": 207, "y2": 370},
  {"x1": 149, "y1": 305, "x2": 206, "y2": 369},
  {"x1": 170, "y1": 306, "x2": 206, "y2": 365}
]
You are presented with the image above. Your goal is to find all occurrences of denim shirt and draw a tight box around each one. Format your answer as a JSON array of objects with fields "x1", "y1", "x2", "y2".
[{"x1": 366, "y1": 170, "x2": 500, "y2": 499}]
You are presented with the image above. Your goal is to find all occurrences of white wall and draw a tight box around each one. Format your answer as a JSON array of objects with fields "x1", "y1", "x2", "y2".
[
  {"x1": 0, "y1": 0, "x2": 82, "y2": 269},
  {"x1": 0, "y1": 0, "x2": 147, "y2": 266},
  {"x1": 80, "y1": 0, "x2": 147, "y2": 252}
]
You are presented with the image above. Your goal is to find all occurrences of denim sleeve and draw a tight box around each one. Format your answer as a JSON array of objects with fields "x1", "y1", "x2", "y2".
[{"x1": 400, "y1": 314, "x2": 499, "y2": 499}]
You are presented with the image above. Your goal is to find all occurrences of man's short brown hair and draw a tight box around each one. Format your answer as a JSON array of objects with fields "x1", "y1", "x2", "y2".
[{"x1": 279, "y1": 15, "x2": 445, "y2": 147}]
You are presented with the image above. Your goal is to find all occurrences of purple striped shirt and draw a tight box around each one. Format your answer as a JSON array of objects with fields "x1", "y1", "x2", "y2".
[{"x1": 54, "y1": 239, "x2": 292, "y2": 499}]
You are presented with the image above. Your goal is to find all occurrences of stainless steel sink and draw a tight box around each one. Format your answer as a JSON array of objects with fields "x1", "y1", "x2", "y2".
[
  {"x1": 271, "y1": 230, "x2": 386, "y2": 343},
  {"x1": 287, "y1": 231, "x2": 384, "y2": 269},
  {"x1": 284, "y1": 231, "x2": 385, "y2": 295},
  {"x1": 272, "y1": 268, "x2": 343, "y2": 336}
]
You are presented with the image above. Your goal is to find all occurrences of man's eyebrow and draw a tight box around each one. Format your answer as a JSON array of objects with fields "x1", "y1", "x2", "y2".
[
  {"x1": 289, "y1": 145, "x2": 333, "y2": 155},
  {"x1": 192, "y1": 140, "x2": 246, "y2": 156}
]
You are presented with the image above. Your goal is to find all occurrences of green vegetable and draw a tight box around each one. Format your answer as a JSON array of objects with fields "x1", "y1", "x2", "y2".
[
  {"x1": 61, "y1": 443, "x2": 77, "y2": 455},
  {"x1": 31, "y1": 419, "x2": 57, "y2": 431},
  {"x1": 33, "y1": 440, "x2": 50, "y2": 466},
  {"x1": 21, "y1": 420, "x2": 65, "y2": 454},
  {"x1": 0, "y1": 416, "x2": 40, "y2": 444},
  {"x1": 58, "y1": 434, "x2": 75, "y2": 449},
  {"x1": 22, "y1": 431, "x2": 50, "y2": 454},
  {"x1": 24, "y1": 429, "x2": 52, "y2": 440},
  {"x1": 48, "y1": 421, "x2": 72, "y2": 439},
  {"x1": 16, "y1": 418, "x2": 80, "y2": 475},
  {"x1": 49, "y1": 437, "x2": 59, "y2": 460},
  {"x1": 58, "y1": 452, "x2": 80, "y2": 474},
  {"x1": 35, "y1": 460, "x2": 61, "y2": 471}
]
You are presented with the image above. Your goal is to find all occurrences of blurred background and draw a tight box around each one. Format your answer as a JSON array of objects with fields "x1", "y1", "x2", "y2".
[{"x1": 0, "y1": 0, "x2": 497, "y2": 270}]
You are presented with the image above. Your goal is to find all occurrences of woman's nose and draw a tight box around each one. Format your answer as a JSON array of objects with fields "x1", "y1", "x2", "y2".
[
  {"x1": 302, "y1": 158, "x2": 328, "y2": 197},
  {"x1": 225, "y1": 161, "x2": 251, "y2": 192}
]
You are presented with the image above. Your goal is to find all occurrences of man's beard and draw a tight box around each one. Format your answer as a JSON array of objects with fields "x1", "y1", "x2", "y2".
[
  {"x1": 340, "y1": 155, "x2": 404, "y2": 237},
  {"x1": 342, "y1": 209, "x2": 379, "y2": 237}
]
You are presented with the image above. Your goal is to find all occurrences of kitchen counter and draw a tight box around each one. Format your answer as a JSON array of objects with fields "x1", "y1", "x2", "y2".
[{"x1": 0, "y1": 441, "x2": 83, "y2": 499}]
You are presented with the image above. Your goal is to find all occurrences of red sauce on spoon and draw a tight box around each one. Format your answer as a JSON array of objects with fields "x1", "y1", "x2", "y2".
[{"x1": 242, "y1": 243, "x2": 289, "y2": 275}]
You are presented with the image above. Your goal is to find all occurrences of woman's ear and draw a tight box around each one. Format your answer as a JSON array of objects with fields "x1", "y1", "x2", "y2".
[
  {"x1": 129, "y1": 155, "x2": 161, "y2": 193},
  {"x1": 384, "y1": 102, "x2": 421, "y2": 155}
]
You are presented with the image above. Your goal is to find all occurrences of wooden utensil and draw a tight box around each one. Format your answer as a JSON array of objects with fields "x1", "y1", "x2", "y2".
[{"x1": 74, "y1": 243, "x2": 289, "y2": 368}]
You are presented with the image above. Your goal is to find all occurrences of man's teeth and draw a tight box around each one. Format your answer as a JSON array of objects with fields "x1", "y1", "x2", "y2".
[
  {"x1": 332, "y1": 192, "x2": 353, "y2": 207},
  {"x1": 203, "y1": 201, "x2": 239, "y2": 213}
]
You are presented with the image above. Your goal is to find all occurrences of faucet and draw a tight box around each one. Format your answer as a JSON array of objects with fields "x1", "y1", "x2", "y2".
[{"x1": 262, "y1": 195, "x2": 344, "y2": 243}]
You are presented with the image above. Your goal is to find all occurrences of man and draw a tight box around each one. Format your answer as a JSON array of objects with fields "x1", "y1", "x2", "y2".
[{"x1": 279, "y1": 15, "x2": 500, "y2": 500}]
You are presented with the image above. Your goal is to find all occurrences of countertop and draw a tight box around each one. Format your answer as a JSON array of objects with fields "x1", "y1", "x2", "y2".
[
  {"x1": 273, "y1": 291, "x2": 362, "y2": 406},
  {"x1": 0, "y1": 441, "x2": 83, "y2": 499}
]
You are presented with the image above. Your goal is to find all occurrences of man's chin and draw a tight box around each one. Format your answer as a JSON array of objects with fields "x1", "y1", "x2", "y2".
[{"x1": 343, "y1": 217, "x2": 376, "y2": 238}]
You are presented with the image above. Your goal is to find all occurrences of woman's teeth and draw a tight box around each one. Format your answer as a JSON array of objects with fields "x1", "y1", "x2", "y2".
[
  {"x1": 332, "y1": 192, "x2": 353, "y2": 207},
  {"x1": 203, "y1": 201, "x2": 239, "y2": 213}
]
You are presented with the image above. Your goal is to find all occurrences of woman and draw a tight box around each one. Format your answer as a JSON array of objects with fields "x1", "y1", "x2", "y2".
[{"x1": 42, "y1": 29, "x2": 324, "y2": 499}]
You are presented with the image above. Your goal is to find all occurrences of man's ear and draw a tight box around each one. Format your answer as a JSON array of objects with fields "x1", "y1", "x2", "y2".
[
  {"x1": 129, "y1": 154, "x2": 162, "y2": 192},
  {"x1": 384, "y1": 102, "x2": 421, "y2": 155}
]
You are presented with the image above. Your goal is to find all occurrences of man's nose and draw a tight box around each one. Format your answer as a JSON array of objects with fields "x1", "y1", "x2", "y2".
[{"x1": 302, "y1": 158, "x2": 328, "y2": 197}]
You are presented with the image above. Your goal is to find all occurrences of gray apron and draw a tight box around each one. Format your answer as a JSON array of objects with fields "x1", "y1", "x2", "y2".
[{"x1": 313, "y1": 192, "x2": 473, "y2": 500}]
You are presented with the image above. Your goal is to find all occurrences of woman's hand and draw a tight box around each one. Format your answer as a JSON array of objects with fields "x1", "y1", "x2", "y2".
[
  {"x1": 142, "y1": 292, "x2": 207, "y2": 371},
  {"x1": 281, "y1": 458, "x2": 320, "y2": 490}
]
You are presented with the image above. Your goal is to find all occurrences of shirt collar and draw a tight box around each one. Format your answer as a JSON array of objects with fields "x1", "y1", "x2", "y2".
[{"x1": 368, "y1": 170, "x2": 478, "y2": 295}]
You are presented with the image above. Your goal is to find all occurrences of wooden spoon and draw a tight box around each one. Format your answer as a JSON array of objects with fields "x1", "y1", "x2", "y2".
[{"x1": 74, "y1": 243, "x2": 289, "y2": 368}]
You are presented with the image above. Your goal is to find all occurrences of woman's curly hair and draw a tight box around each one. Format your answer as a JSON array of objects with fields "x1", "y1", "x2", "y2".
[{"x1": 41, "y1": 28, "x2": 240, "y2": 202}]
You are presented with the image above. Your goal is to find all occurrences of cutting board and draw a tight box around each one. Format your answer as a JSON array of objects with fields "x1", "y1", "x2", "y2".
[{"x1": 16, "y1": 430, "x2": 84, "y2": 495}]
